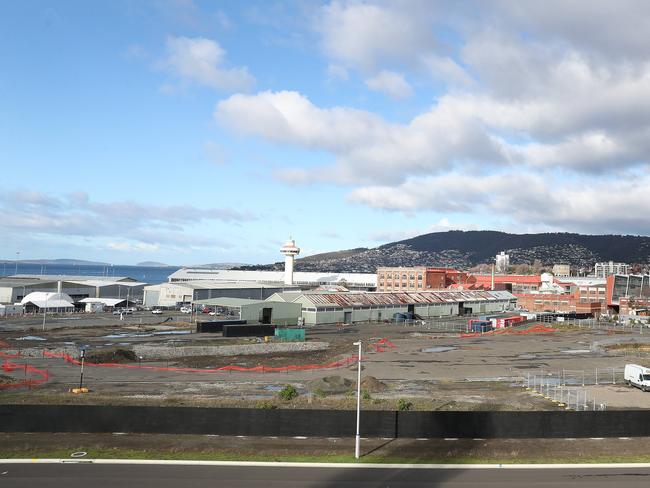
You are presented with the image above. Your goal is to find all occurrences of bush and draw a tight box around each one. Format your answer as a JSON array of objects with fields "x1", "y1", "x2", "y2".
[
  {"x1": 361, "y1": 389, "x2": 371, "y2": 400},
  {"x1": 313, "y1": 388, "x2": 326, "y2": 398},
  {"x1": 278, "y1": 384, "x2": 299, "y2": 401},
  {"x1": 397, "y1": 399, "x2": 413, "y2": 411},
  {"x1": 256, "y1": 400, "x2": 277, "y2": 409}
]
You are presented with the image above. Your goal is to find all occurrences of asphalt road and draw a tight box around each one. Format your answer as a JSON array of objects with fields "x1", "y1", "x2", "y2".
[{"x1": 3, "y1": 463, "x2": 650, "y2": 487}]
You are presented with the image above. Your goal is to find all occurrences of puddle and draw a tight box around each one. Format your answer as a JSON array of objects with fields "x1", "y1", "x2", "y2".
[
  {"x1": 15, "y1": 336, "x2": 46, "y2": 341},
  {"x1": 561, "y1": 349, "x2": 591, "y2": 354},
  {"x1": 103, "y1": 330, "x2": 191, "y2": 339},
  {"x1": 263, "y1": 385, "x2": 283, "y2": 391},
  {"x1": 518, "y1": 354, "x2": 537, "y2": 359},
  {"x1": 421, "y1": 346, "x2": 457, "y2": 353}
]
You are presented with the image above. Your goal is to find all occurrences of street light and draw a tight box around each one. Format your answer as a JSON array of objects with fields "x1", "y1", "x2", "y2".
[{"x1": 353, "y1": 340, "x2": 362, "y2": 459}]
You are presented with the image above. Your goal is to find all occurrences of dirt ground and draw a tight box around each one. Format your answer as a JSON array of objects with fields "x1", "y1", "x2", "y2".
[{"x1": 3, "y1": 315, "x2": 650, "y2": 410}]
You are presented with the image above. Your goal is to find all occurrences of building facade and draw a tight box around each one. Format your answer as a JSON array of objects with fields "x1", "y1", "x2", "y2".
[
  {"x1": 376, "y1": 267, "x2": 471, "y2": 292},
  {"x1": 595, "y1": 261, "x2": 629, "y2": 278},
  {"x1": 495, "y1": 252, "x2": 510, "y2": 273},
  {"x1": 552, "y1": 264, "x2": 571, "y2": 277}
]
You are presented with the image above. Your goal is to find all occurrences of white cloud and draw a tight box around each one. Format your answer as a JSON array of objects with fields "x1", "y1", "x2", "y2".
[
  {"x1": 0, "y1": 190, "x2": 255, "y2": 251},
  {"x1": 318, "y1": 1, "x2": 435, "y2": 72},
  {"x1": 162, "y1": 36, "x2": 254, "y2": 92},
  {"x1": 349, "y1": 171, "x2": 650, "y2": 235},
  {"x1": 215, "y1": 90, "x2": 506, "y2": 184},
  {"x1": 364, "y1": 70, "x2": 413, "y2": 99}
]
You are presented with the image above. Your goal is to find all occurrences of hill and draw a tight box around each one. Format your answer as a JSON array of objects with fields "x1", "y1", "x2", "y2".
[{"x1": 235, "y1": 231, "x2": 650, "y2": 273}]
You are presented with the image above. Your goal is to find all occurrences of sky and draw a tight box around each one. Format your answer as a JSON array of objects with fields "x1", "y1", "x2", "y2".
[{"x1": 2, "y1": 0, "x2": 650, "y2": 265}]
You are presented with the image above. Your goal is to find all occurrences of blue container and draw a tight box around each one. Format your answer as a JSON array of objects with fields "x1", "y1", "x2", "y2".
[{"x1": 471, "y1": 321, "x2": 492, "y2": 333}]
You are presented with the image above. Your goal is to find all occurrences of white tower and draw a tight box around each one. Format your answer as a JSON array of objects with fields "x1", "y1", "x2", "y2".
[{"x1": 280, "y1": 238, "x2": 300, "y2": 285}]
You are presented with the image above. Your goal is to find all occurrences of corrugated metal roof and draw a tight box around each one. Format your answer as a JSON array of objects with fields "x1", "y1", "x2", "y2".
[{"x1": 299, "y1": 290, "x2": 515, "y2": 308}]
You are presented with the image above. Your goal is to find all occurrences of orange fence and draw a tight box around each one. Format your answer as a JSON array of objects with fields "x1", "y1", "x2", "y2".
[{"x1": 41, "y1": 338, "x2": 396, "y2": 375}]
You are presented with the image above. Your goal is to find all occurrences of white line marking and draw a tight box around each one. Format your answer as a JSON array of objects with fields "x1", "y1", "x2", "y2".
[
  {"x1": 293, "y1": 436, "x2": 308, "y2": 440},
  {"x1": 589, "y1": 438, "x2": 604, "y2": 440},
  {"x1": 5, "y1": 459, "x2": 650, "y2": 470},
  {"x1": 444, "y1": 438, "x2": 458, "y2": 441}
]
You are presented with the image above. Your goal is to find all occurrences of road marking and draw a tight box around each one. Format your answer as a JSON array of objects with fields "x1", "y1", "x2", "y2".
[
  {"x1": 589, "y1": 438, "x2": 604, "y2": 440},
  {"x1": 5, "y1": 459, "x2": 650, "y2": 470},
  {"x1": 473, "y1": 438, "x2": 485, "y2": 441},
  {"x1": 293, "y1": 436, "x2": 308, "y2": 440},
  {"x1": 416, "y1": 438, "x2": 429, "y2": 441},
  {"x1": 444, "y1": 438, "x2": 458, "y2": 441},
  {"x1": 618, "y1": 437, "x2": 631, "y2": 440},
  {"x1": 112, "y1": 433, "x2": 126, "y2": 435}
]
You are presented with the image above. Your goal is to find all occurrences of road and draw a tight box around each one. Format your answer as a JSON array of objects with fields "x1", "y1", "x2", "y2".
[{"x1": 2, "y1": 463, "x2": 650, "y2": 487}]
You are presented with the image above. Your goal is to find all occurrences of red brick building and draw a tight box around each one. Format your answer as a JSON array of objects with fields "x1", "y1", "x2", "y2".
[{"x1": 376, "y1": 267, "x2": 472, "y2": 292}]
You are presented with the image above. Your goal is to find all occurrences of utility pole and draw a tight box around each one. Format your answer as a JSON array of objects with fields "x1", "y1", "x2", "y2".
[{"x1": 354, "y1": 340, "x2": 362, "y2": 459}]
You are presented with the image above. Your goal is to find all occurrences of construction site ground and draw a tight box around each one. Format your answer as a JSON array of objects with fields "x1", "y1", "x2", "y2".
[{"x1": 2, "y1": 312, "x2": 650, "y2": 410}]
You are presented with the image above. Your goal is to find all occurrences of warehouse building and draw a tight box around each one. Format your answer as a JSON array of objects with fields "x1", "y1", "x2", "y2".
[
  {"x1": 267, "y1": 290, "x2": 516, "y2": 326},
  {"x1": 0, "y1": 275, "x2": 145, "y2": 304},
  {"x1": 143, "y1": 281, "x2": 299, "y2": 308},
  {"x1": 193, "y1": 297, "x2": 302, "y2": 326},
  {"x1": 167, "y1": 268, "x2": 377, "y2": 291}
]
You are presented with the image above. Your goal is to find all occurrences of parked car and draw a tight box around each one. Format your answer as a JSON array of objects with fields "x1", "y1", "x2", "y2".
[
  {"x1": 180, "y1": 307, "x2": 191, "y2": 314},
  {"x1": 112, "y1": 308, "x2": 132, "y2": 315},
  {"x1": 624, "y1": 364, "x2": 650, "y2": 392},
  {"x1": 152, "y1": 309, "x2": 163, "y2": 315}
]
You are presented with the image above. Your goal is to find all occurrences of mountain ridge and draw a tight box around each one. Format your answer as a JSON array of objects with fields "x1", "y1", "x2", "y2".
[{"x1": 234, "y1": 230, "x2": 650, "y2": 273}]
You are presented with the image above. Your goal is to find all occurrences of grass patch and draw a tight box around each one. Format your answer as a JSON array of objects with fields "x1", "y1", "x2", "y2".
[{"x1": 3, "y1": 448, "x2": 650, "y2": 464}]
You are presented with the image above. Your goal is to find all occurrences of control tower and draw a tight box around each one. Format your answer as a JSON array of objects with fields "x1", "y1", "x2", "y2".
[{"x1": 280, "y1": 238, "x2": 300, "y2": 285}]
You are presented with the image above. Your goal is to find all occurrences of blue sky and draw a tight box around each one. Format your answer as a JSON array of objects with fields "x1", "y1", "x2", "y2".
[{"x1": 2, "y1": 1, "x2": 650, "y2": 265}]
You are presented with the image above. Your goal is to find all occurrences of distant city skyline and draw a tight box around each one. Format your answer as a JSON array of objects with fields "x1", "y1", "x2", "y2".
[{"x1": 2, "y1": 1, "x2": 650, "y2": 265}]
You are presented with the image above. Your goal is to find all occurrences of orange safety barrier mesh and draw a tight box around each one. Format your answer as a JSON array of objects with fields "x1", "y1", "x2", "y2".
[
  {"x1": 41, "y1": 338, "x2": 397, "y2": 374},
  {"x1": 0, "y1": 359, "x2": 49, "y2": 389}
]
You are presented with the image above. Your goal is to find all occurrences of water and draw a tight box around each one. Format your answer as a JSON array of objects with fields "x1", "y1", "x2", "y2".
[
  {"x1": 421, "y1": 346, "x2": 457, "y2": 353},
  {"x1": 0, "y1": 263, "x2": 180, "y2": 284}
]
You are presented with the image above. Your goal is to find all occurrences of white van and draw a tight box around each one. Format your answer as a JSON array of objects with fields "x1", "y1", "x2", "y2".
[{"x1": 624, "y1": 364, "x2": 650, "y2": 391}]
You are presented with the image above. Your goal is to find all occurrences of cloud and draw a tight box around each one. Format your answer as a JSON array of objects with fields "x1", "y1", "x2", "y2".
[
  {"x1": 215, "y1": 90, "x2": 506, "y2": 184},
  {"x1": 161, "y1": 36, "x2": 254, "y2": 92},
  {"x1": 0, "y1": 190, "x2": 254, "y2": 250},
  {"x1": 364, "y1": 70, "x2": 413, "y2": 99},
  {"x1": 349, "y1": 171, "x2": 650, "y2": 235},
  {"x1": 318, "y1": 0, "x2": 435, "y2": 72}
]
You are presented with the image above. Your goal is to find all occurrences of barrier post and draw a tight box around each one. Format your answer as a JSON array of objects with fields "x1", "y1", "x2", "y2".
[{"x1": 595, "y1": 368, "x2": 598, "y2": 385}]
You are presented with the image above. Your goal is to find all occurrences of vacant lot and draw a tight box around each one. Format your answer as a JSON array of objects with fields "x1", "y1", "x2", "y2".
[{"x1": 2, "y1": 315, "x2": 650, "y2": 409}]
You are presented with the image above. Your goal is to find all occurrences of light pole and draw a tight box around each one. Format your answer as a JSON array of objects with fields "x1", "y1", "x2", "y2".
[
  {"x1": 353, "y1": 340, "x2": 362, "y2": 459},
  {"x1": 15, "y1": 251, "x2": 19, "y2": 275}
]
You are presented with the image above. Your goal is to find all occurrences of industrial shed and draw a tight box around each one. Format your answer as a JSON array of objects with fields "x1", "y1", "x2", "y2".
[
  {"x1": 20, "y1": 292, "x2": 75, "y2": 313},
  {"x1": 193, "y1": 297, "x2": 302, "y2": 326},
  {"x1": 143, "y1": 281, "x2": 299, "y2": 308},
  {"x1": 268, "y1": 290, "x2": 516, "y2": 326}
]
